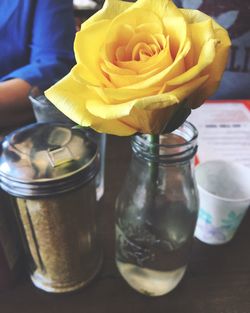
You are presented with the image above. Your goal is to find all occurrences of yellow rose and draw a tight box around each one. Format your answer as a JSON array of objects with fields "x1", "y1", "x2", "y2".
[{"x1": 45, "y1": 0, "x2": 230, "y2": 136}]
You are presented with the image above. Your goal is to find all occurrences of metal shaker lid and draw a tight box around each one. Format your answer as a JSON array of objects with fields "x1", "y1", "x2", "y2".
[{"x1": 0, "y1": 123, "x2": 98, "y2": 197}]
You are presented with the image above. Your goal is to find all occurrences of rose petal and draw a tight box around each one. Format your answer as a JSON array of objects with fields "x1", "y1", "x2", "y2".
[
  {"x1": 90, "y1": 118, "x2": 137, "y2": 136},
  {"x1": 73, "y1": 63, "x2": 100, "y2": 85},
  {"x1": 88, "y1": 84, "x2": 159, "y2": 103},
  {"x1": 167, "y1": 38, "x2": 216, "y2": 86},
  {"x1": 45, "y1": 72, "x2": 93, "y2": 126},
  {"x1": 116, "y1": 37, "x2": 172, "y2": 74},
  {"x1": 135, "y1": 22, "x2": 163, "y2": 34},
  {"x1": 133, "y1": 74, "x2": 209, "y2": 110},
  {"x1": 119, "y1": 40, "x2": 190, "y2": 90},
  {"x1": 163, "y1": 2, "x2": 188, "y2": 58},
  {"x1": 85, "y1": 74, "x2": 208, "y2": 122},
  {"x1": 86, "y1": 99, "x2": 135, "y2": 119},
  {"x1": 181, "y1": 9, "x2": 231, "y2": 108},
  {"x1": 75, "y1": 20, "x2": 113, "y2": 87},
  {"x1": 45, "y1": 71, "x2": 136, "y2": 135},
  {"x1": 121, "y1": 106, "x2": 177, "y2": 134},
  {"x1": 104, "y1": 8, "x2": 163, "y2": 63}
]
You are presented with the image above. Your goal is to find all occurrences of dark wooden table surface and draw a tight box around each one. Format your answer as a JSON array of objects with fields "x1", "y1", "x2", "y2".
[{"x1": 0, "y1": 135, "x2": 250, "y2": 313}]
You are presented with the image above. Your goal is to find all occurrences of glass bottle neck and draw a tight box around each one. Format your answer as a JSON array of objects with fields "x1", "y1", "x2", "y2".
[{"x1": 131, "y1": 122, "x2": 198, "y2": 164}]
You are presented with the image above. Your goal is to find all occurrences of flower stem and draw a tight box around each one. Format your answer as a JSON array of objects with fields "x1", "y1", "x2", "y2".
[
  {"x1": 148, "y1": 134, "x2": 159, "y2": 185},
  {"x1": 149, "y1": 134, "x2": 159, "y2": 153}
]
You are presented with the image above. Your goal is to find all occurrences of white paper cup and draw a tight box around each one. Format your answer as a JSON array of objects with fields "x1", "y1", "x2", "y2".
[{"x1": 194, "y1": 160, "x2": 250, "y2": 245}]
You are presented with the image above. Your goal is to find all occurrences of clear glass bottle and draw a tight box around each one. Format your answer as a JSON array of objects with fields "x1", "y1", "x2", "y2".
[{"x1": 115, "y1": 122, "x2": 199, "y2": 296}]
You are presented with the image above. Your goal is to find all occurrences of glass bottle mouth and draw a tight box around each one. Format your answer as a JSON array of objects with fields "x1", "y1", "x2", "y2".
[{"x1": 132, "y1": 121, "x2": 198, "y2": 164}]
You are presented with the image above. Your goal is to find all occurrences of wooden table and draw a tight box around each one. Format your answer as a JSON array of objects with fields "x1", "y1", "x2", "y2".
[{"x1": 0, "y1": 135, "x2": 250, "y2": 313}]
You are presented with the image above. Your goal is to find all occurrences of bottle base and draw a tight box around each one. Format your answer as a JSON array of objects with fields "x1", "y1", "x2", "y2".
[
  {"x1": 116, "y1": 260, "x2": 186, "y2": 296},
  {"x1": 30, "y1": 256, "x2": 103, "y2": 293}
]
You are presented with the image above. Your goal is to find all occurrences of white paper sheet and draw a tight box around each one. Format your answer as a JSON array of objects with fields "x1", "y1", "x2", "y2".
[{"x1": 188, "y1": 101, "x2": 250, "y2": 167}]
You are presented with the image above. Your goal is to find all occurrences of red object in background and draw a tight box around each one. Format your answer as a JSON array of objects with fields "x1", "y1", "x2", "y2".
[
  {"x1": 194, "y1": 155, "x2": 200, "y2": 166},
  {"x1": 205, "y1": 99, "x2": 250, "y2": 111}
]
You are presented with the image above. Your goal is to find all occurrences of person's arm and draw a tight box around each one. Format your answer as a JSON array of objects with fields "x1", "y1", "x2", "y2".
[
  {"x1": 2, "y1": 0, "x2": 76, "y2": 91},
  {"x1": 0, "y1": 79, "x2": 34, "y2": 128},
  {"x1": 0, "y1": 0, "x2": 75, "y2": 128}
]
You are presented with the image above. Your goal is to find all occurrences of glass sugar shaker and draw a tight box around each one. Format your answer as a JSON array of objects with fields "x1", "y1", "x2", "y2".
[{"x1": 0, "y1": 123, "x2": 102, "y2": 293}]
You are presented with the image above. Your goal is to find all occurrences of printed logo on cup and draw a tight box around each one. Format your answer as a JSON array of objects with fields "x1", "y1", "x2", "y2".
[{"x1": 194, "y1": 160, "x2": 250, "y2": 245}]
